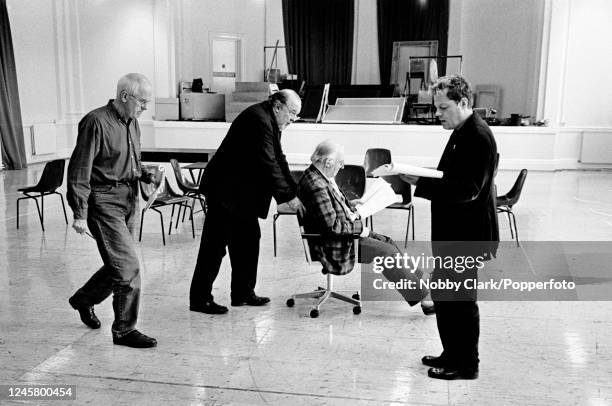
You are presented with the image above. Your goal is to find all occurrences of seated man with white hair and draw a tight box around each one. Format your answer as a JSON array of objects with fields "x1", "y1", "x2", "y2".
[{"x1": 297, "y1": 140, "x2": 434, "y2": 314}]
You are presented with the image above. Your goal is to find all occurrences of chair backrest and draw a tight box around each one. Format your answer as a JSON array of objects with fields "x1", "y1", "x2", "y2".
[
  {"x1": 381, "y1": 175, "x2": 411, "y2": 204},
  {"x1": 505, "y1": 169, "x2": 528, "y2": 206},
  {"x1": 364, "y1": 148, "x2": 392, "y2": 177},
  {"x1": 35, "y1": 159, "x2": 66, "y2": 192},
  {"x1": 335, "y1": 165, "x2": 365, "y2": 200},
  {"x1": 140, "y1": 165, "x2": 166, "y2": 202},
  {"x1": 169, "y1": 159, "x2": 197, "y2": 192}
]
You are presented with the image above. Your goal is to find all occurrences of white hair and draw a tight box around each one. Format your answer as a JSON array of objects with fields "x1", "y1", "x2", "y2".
[
  {"x1": 115, "y1": 73, "x2": 152, "y2": 98},
  {"x1": 310, "y1": 140, "x2": 344, "y2": 164}
]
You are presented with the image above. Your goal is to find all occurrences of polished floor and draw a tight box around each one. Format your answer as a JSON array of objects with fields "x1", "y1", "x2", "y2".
[{"x1": 1, "y1": 165, "x2": 611, "y2": 405}]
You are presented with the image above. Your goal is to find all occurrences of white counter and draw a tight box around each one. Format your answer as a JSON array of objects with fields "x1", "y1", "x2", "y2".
[{"x1": 142, "y1": 121, "x2": 611, "y2": 171}]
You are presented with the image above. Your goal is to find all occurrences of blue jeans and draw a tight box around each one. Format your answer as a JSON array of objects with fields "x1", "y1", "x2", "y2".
[{"x1": 70, "y1": 183, "x2": 140, "y2": 338}]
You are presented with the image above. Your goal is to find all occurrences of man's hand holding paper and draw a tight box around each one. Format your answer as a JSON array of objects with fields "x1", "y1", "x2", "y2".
[{"x1": 371, "y1": 162, "x2": 443, "y2": 179}]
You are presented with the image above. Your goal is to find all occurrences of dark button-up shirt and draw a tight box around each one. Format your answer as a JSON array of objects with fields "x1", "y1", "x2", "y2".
[{"x1": 67, "y1": 100, "x2": 143, "y2": 219}]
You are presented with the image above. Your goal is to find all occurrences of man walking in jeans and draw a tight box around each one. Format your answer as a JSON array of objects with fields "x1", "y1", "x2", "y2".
[{"x1": 67, "y1": 73, "x2": 157, "y2": 348}]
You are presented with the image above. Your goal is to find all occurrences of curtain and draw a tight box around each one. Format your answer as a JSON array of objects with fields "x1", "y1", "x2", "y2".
[
  {"x1": 377, "y1": 0, "x2": 449, "y2": 86},
  {"x1": 282, "y1": 0, "x2": 354, "y2": 86},
  {"x1": 0, "y1": 0, "x2": 27, "y2": 169}
]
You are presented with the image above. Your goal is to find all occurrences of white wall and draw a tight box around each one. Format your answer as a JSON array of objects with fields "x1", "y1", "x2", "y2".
[
  {"x1": 6, "y1": 0, "x2": 612, "y2": 166},
  {"x1": 8, "y1": 0, "x2": 58, "y2": 124},
  {"x1": 561, "y1": 0, "x2": 612, "y2": 127},
  {"x1": 77, "y1": 0, "x2": 156, "y2": 113},
  {"x1": 449, "y1": 0, "x2": 544, "y2": 119},
  {"x1": 180, "y1": 0, "x2": 265, "y2": 87}
]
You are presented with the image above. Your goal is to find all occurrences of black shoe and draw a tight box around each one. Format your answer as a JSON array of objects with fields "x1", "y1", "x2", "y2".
[
  {"x1": 420, "y1": 301, "x2": 435, "y2": 315},
  {"x1": 427, "y1": 367, "x2": 478, "y2": 380},
  {"x1": 69, "y1": 297, "x2": 101, "y2": 329},
  {"x1": 190, "y1": 301, "x2": 228, "y2": 314},
  {"x1": 231, "y1": 294, "x2": 270, "y2": 307},
  {"x1": 421, "y1": 355, "x2": 448, "y2": 368},
  {"x1": 113, "y1": 330, "x2": 157, "y2": 348}
]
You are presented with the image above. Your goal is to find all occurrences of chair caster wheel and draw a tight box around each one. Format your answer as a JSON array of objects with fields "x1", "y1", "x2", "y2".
[
  {"x1": 353, "y1": 306, "x2": 361, "y2": 315},
  {"x1": 286, "y1": 298, "x2": 295, "y2": 307},
  {"x1": 310, "y1": 309, "x2": 319, "y2": 318},
  {"x1": 352, "y1": 293, "x2": 360, "y2": 300}
]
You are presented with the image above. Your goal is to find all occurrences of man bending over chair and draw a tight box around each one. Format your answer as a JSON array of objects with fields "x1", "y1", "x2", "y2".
[{"x1": 297, "y1": 140, "x2": 434, "y2": 314}]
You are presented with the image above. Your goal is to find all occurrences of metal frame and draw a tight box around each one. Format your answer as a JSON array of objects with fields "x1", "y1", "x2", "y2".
[
  {"x1": 287, "y1": 227, "x2": 361, "y2": 318},
  {"x1": 16, "y1": 191, "x2": 68, "y2": 231}
]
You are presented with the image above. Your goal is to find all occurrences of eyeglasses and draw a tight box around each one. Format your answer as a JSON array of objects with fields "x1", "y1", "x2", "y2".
[
  {"x1": 283, "y1": 103, "x2": 300, "y2": 120},
  {"x1": 128, "y1": 94, "x2": 150, "y2": 108}
]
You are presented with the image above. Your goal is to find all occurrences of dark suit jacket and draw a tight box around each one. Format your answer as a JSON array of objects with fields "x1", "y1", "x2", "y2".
[
  {"x1": 415, "y1": 113, "x2": 499, "y2": 258},
  {"x1": 298, "y1": 165, "x2": 364, "y2": 275},
  {"x1": 200, "y1": 101, "x2": 296, "y2": 219}
]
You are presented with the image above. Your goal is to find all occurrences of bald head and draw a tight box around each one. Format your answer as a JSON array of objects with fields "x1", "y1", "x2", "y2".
[{"x1": 270, "y1": 89, "x2": 302, "y2": 131}]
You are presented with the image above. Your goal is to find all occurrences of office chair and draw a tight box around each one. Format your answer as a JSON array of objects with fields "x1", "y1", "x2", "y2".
[
  {"x1": 497, "y1": 169, "x2": 528, "y2": 246},
  {"x1": 286, "y1": 210, "x2": 361, "y2": 318},
  {"x1": 381, "y1": 175, "x2": 415, "y2": 247},
  {"x1": 169, "y1": 159, "x2": 206, "y2": 225},
  {"x1": 364, "y1": 148, "x2": 391, "y2": 178},
  {"x1": 139, "y1": 166, "x2": 195, "y2": 245},
  {"x1": 272, "y1": 169, "x2": 304, "y2": 256},
  {"x1": 16, "y1": 159, "x2": 68, "y2": 231}
]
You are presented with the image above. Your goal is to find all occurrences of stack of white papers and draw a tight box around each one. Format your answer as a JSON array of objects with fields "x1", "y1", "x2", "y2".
[
  {"x1": 355, "y1": 178, "x2": 402, "y2": 219},
  {"x1": 371, "y1": 162, "x2": 443, "y2": 179}
]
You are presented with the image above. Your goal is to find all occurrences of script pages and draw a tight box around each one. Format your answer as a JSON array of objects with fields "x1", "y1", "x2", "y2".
[
  {"x1": 355, "y1": 178, "x2": 402, "y2": 219},
  {"x1": 371, "y1": 162, "x2": 443, "y2": 179}
]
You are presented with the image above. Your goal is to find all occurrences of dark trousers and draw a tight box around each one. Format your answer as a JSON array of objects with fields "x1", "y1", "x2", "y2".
[
  {"x1": 70, "y1": 184, "x2": 140, "y2": 339},
  {"x1": 190, "y1": 197, "x2": 261, "y2": 304},
  {"x1": 433, "y1": 299, "x2": 480, "y2": 371},
  {"x1": 360, "y1": 233, "x2": 429, "y2": 305},
  {"x1": 430, "y1": 244, "x2": 480, "y2": 371}
]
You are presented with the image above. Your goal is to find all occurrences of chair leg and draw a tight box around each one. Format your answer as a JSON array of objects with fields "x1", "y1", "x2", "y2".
[
  {"x1": 411, "y1": 207, "x2": 415, "y2": 240},
  {"x1": 168, "y1": 204, "x2": 176, "y2": 235},
  {"x1": 16, "y1": 197, "x2": 21, "y2": 229},
  {"x1": 40, "y1": 194, "x2": 45, "y2": 231},
  {"x1": 506, "y1": 211, "x2": 514, "y2": 239},
  {"x1": 404, "y1": 209, "x2": 411, "y2": 248},
  {"x1": 152, "y1": 208, "x2": 165, "y2": 245},
  {"x1": 56, "y1": 192, "x2": 68, "y2": 224},
  {"x1": 300, "y1": 236, "x2": 310, "y2": 262},
  {"x1": 273, "y1": 213, "x2": 279, "y2": 257},
  {"x1": 139, "y1": 209, "x2": 145, "y2": 241},
  {"x1": 188, "y1": 197, "x2": 196, "y2": 221},
  {"x1": 330, "y1": 291, "x2": 360, "y2": 306},
  {"x1": 188, "y1": 203, "x2": 195, "y2": 238},
  {"x1": 176, "y1": 203, "x2": 184, "y2": 227},
  {"x1": 510, "y1": 211, "x2": 520, "y2": 247}
]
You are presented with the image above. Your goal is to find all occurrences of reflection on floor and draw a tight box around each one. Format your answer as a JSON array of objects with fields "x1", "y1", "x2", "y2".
[{"x1": 1, "y1": 165, "x2": 611, "y2": 405}]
